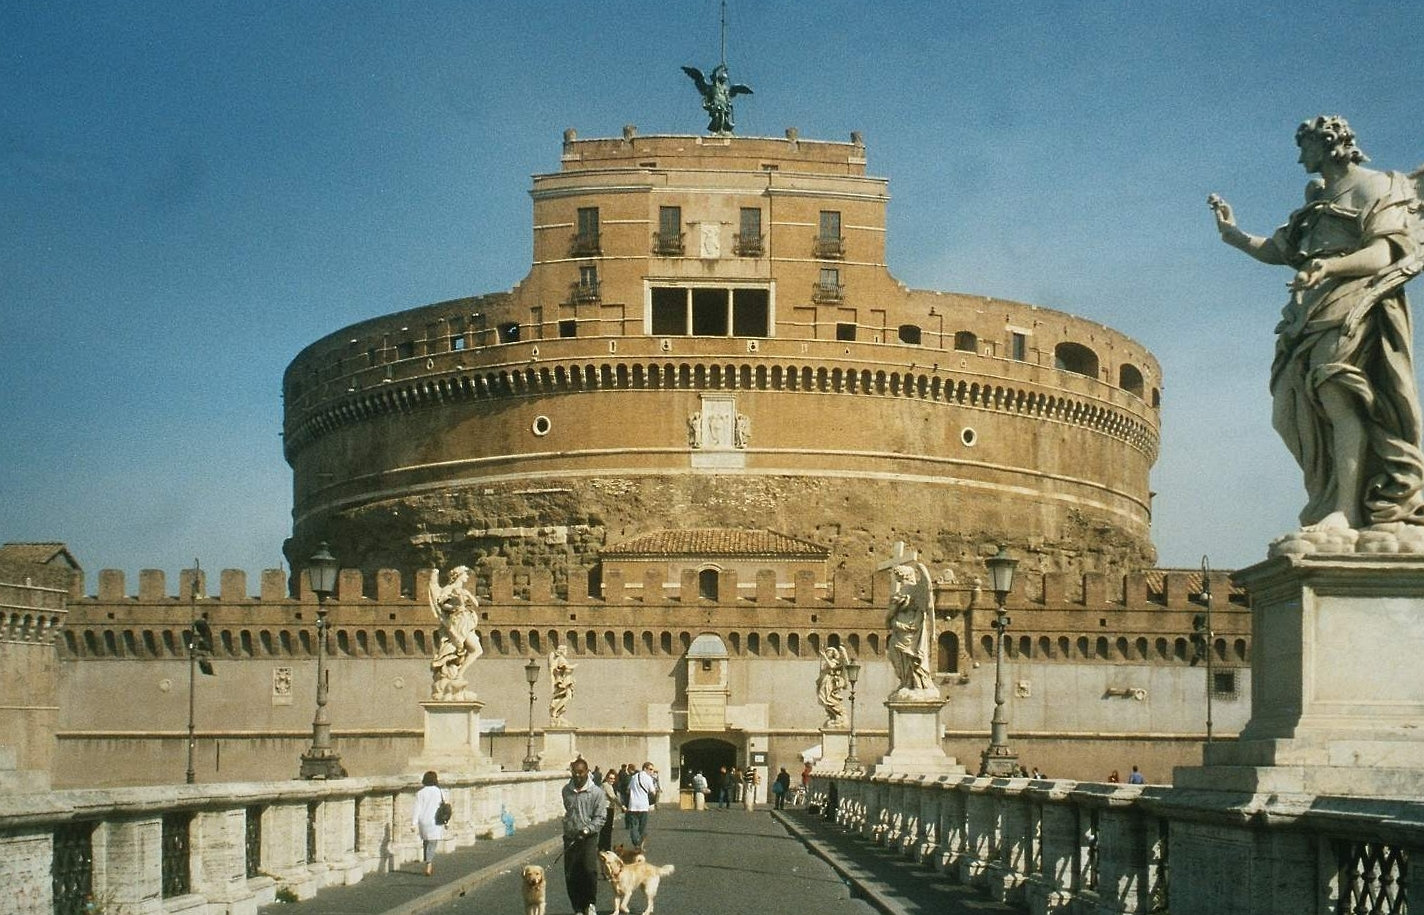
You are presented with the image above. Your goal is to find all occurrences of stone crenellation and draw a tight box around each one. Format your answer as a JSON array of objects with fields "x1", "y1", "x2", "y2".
[{"x1": 58, "y1": 565, "x2": 1249, "y2": 667}]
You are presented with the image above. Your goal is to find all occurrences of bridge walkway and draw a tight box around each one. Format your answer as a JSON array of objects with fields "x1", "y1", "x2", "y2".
[{"x1": 260, "y1": 803, "x2": 1017, "y2": 915}]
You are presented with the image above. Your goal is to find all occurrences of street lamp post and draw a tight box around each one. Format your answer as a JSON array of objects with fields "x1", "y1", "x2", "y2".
[
  {"x1": 980, "y1": 546, "x2": 1020, "y2": 777},
  {"x1": 523, "y1": 656, "x2": 541, "y2": 770},
  {"x1": 1194, "y1": 555, "x2": 1215, "y2": 745},
  {"x1": 299, "y1": 543, "x2": 347, "y2": 779},
  {"x1": 843, "y1": 658, "x2": 862, "y2": 774}
]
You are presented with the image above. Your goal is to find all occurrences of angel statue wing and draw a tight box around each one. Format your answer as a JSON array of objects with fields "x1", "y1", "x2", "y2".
[
  {"x1": 681, "y1": 65, "x2": 710, "y2": 97},
  {"x1": 728, "y1": 82, "x2": 753, "y2": 98},
  {"x1": 426, "y1": 568, "x2": 443, "y2": 624}
]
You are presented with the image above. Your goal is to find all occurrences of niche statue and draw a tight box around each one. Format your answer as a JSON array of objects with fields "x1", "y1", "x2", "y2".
[
  {"x1": 1211, "y1": 115, "x2": 1424, "y2": 545},
  {"x1": 426, "y1": 565, "x2": 483, "y2": 700}
]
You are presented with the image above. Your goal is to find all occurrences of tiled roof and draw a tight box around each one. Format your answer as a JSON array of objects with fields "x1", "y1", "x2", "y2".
[
  {"x1": 0, "y1": 542, "x2": 79, "y2": 568},
  {"x1": 1142, "y1": 568, "x2": 1247, "y2": 600},
  {"x1": 602, "y1": 529, "x2": 829, "y2": 559}
]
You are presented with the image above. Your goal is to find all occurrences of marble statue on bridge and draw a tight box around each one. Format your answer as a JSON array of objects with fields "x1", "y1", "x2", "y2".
[
  {"x1": 816, "y1": 645, "x2": 848, "y2": 727},
  {"x1": 549, "y1": 645, "x2": 576, "y2": 724},
  {"x1": 1211, "y1": 115, "x2": 1424, "y2": 552},
  {"x1": 427, "y1": 565, "x2": 483, "y2": 700},
  {"x1": 885, "y1": 562, "x2": 935, "y2": 696}
]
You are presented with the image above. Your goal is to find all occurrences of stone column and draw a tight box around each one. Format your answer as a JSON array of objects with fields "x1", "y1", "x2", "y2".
[
  {"x1": 193, "y1": 808, "x2": 260, "y2": 915},
  {"x1": 94, "y1": 817, "x2": 164, "y2": 915}
]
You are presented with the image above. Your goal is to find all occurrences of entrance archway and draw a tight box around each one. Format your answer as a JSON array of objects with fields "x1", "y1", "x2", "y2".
[{"x1": 677, "y1": 737, "x2": 737, "y2": 790}]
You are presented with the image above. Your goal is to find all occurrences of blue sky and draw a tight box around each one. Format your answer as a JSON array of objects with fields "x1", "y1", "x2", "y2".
[{"x1": 3, "y1": 1, "x2": 1420, "y2": 583}]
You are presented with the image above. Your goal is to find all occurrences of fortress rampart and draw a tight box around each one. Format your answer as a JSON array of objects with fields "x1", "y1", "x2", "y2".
[{"x1": 58, "y1": 565, "x2": 1248, "y2": 668}]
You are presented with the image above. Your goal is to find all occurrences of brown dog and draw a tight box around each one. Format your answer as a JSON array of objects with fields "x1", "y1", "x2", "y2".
[
  {"x1": 613, "y1": 842, "x2": 646, "y2": 864},
  {"x1": 520, "y1": 864, "x2": 546, "y2": 915},
  {"x1": 598, "y1": 850, "x2": 674, "y2": 915}
]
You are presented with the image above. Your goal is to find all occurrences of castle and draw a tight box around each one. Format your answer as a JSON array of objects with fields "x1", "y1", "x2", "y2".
[{"x1": 6, "y1": 127, "x2": 1246, "y2": 791}]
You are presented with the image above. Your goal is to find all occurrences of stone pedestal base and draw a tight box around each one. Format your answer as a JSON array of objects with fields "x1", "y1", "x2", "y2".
[
  {"x1": 818, "y1": 728, "x2": 849, "y2": 772},
  {"x1": 871, "y1": 692, "x2": 965, "y2": 777},
  {"x1": 541, "y1": 726, "x2": 577, "y2": 770},
  {"x1": 1175, "y1": 553, "x2": 1424, "y2": 796},
  {"x1": 407, "y1": 700, "x2": 498, "y2": 775}
]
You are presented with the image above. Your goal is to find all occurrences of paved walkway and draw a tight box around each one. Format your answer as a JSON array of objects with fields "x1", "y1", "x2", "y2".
[{"x1": 261, "y1": 804, "x2": 1018, "y2": 915}]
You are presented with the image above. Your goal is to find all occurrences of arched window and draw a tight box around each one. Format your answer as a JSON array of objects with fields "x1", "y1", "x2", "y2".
[
  {"x1": 698, "y1": 568, "x2": 719, "y2": 601},
  {"x1": 1054, "y1": 342, "x2": 1100, "y2": 378},
  {"x1": 1119, "y1": 363, "x2": 1145, "y2": 397},
  {"x1": 953, "y1": 331, "x2": 977, "y2": 352},
  {"x1": 936, "y1": 632, "x2": 959, "y2": 673}
]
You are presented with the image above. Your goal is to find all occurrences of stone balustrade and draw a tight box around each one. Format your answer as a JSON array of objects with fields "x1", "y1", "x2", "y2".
[
  {"x1": 0, "y1": 770, "x2": 566, "y2": 915},
  {"x1": 809, "y1": 771, "x2": 1423, "y2": 915}
]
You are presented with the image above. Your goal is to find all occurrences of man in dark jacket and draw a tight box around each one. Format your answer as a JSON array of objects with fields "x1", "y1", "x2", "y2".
[{"x1": 562, "y1": 758, "x2": 608, "y2": 915}]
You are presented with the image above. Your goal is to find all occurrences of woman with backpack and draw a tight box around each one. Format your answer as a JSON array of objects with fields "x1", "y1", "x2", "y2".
[{"x1": 411, "y1": 770, "x2": 450, "y2": 876}]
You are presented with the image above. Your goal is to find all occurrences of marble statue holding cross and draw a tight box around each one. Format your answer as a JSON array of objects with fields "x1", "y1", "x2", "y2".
[{"x1": 879, "y1": 543, "x2": 936, "y2": 697}]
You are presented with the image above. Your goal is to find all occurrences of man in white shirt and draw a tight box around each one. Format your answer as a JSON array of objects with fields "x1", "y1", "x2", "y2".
[{"x1": 625, "y1": 761, "x2": 658, "y2": 848}]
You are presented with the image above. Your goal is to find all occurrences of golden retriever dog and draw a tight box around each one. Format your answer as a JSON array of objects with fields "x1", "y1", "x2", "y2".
[
  {"x1": 598, "y1": 850, "x2": 675, "y2": 915},
  {"x1": 520, "y1": 863, "x2": 546, "y2": 915}
]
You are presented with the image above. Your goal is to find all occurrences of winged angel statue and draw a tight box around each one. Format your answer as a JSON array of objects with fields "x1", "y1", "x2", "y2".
[
  {"x1": 427, "y1": 566, "x2": 483, "y2": 700},
  {"x1": 886, "y1": 561, "x2": 936, "y2": 696},
  {"x1": 681, "y1": 64, "x2": 752, "y2": 134}
]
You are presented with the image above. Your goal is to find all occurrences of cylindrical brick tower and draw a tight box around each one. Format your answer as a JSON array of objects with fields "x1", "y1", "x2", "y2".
[{"x1": 282, "y1": 128, "x2": 1161, "y2": 593}]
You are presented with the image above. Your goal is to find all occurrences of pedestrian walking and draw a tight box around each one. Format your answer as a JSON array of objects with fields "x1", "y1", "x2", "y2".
[
  {"x1": 731, "y1": 766, "x2": 743, "y2": 803},
  {"x1": 598, "y1": 769, "x2": 622, "y2": 851},
  {"x1": 410, "y1": 770, "x2": 448, "y2": 877},
  {"x1": 617, "y1": 763, "x2": 635, "y2": 829},
  {"x1": 1127, "y1": 765, "x2": 1145, "y2": 784},
  {"x1": 718, "y1": 765, "x2": 731, "y2": 808},
  {"x1": 1108, "y1": 769, "x2": 1121, "y2": 783},
  {"x1": 562, "y1": 758, "x2": 608, "y2": 915},
  {"x1": 772, "y1": 767, "x2": 791, "y2": 809},
  {"x1": 626, "y1": 761, "x2": 659, "y2": 848}
]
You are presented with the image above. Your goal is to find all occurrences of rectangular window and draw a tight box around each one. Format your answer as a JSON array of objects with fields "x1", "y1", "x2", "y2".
[
  {"x1": 395, "y1": 341, "x2": 415, "y2": 360},
  {"x1": 692, "y1": 288, "x2": 729, "y2": 336},
  {"x1": 1011, "y1": 332, "x2": 1027, "y2": 361},
  {"x1": 835, "y1": 322, "x2": 857, "y2": 341},
  {"x1": 814, "y1": 268, "x2": 842, "y2": 303},
  {"x1": 559, "y1": 319, "x2": 577, "y2": 338},
  {"x1": 450, "y1": 335, "x2": 467, "y2": 351},
  {"x1": 651, "y1": 287, "x2": 688, "y2": 335},
  {"x1": 732, "y1": 288, "x2": 769, "y2": 337},
  {"x1": 659, "y1": 206, "x2": 681, "y2": 237},
  {"x1": 656, "y1": 206, "x2": 683, "y2": 255},
  {"x1": 1213, "y1": 669, "x2": 1239, "y2": 698},
  {"x1": 573, "y1": 207, "x2": 600, "y2": 255},
  {"x1": 737, "y1": 208, "x2": 763, "y2": 256},
  {"x1": 819, "y1": 210, "x2": 841, "y2": 240}
]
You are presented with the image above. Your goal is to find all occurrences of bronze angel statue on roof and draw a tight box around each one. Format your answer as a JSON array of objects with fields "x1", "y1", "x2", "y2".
[{"x1": 682, "y1": 64, "x2": 752, "y2": 134}]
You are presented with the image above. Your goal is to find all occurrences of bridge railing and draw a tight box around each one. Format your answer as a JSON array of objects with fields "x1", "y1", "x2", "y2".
[
  {"x1": 809, "y1": 772, "x2": 1422, "y2": 915},
  {"x1": 1, "y1": 770, "x2": 565, "y2": 915}
]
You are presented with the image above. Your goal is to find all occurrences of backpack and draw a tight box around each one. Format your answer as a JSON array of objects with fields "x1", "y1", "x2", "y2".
[{"x1": 435, "y1": 791, "x2": 453, "y2": 826}]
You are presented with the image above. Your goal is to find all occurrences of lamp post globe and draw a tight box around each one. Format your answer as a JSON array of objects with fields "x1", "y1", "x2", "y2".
[
  {"x1": 523, "y1": 656, "x2": 541, "y2": 770},
  {"x1": 843, "y1": 658, "x2": 862, "y2": 774},
  {"x1": 300, "y1": 543, "x2": 347, "y2": 779}
]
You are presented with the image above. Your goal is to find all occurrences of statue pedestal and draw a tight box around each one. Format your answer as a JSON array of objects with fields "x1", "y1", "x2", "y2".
[
  {"x1": 541, "y1": 725, "x2": 577, "y2": 770},
  {"x1": 818, "y1": 728, "x2": 850, "y2": 772},
  {"x1": 407, "y1": 700, "x2": 499, "y2": 775},
  {"x1": 1176, "y1": 553, "x2": 1424, "y2": 795},
  {"x1": 872, "y1": 692, "x2": 965, "y2": 777}
]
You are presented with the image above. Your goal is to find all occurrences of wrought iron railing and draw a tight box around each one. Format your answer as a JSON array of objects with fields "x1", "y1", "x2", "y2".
[
  {"x1": 1337, "y1": 841, "x2": 1408, "y2": 915},
  {"x1": 245, "y1": 805, "x2": 263, "y2": 879},
  {"x1": 161, "y1": 812, "x2": 192, "y2": 898},
  {"x1": 653, "y1": 232, "x2": 684, "y2": 256},
  {"x1": 569, "y1": 233, "x2": 601, "y2": 257},
  {"x1": 51, "y1": 821, "x2": 95, "y2": 915},
  {"x1": 734, "y1": 233, "x2": 764, "y2": 257},
  {"x1": 571, "y1": 280, "x2": 601, "y2": 304},
  {"x1": 814, "y1": 236, "x2": 844, "y2": 259},
  {"x1": 812, "y1": 281, "x2": 844, "y2": 304}
]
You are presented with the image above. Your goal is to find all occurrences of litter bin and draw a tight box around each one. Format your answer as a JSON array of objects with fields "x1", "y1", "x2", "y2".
[{"x1": 679, "y1": 788, "x2": 695, "y2": 810}]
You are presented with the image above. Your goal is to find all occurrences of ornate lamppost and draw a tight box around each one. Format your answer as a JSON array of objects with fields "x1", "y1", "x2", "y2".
[
  {"x1": 980, "y1": 546, "x2": 1020, "y2": 777},
  {"x1": 522, "y1": 656, "x2": 541, "y2": 770},
  {"x1": 1193, "y1": 555, "x2": 1215, "y2": 745},
  {"x1": 299, "y1": 543, "x2": 347, "y2": 779},
  {"x1": 843, "y1": 657, "x2": 863, "y2": 774}
]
